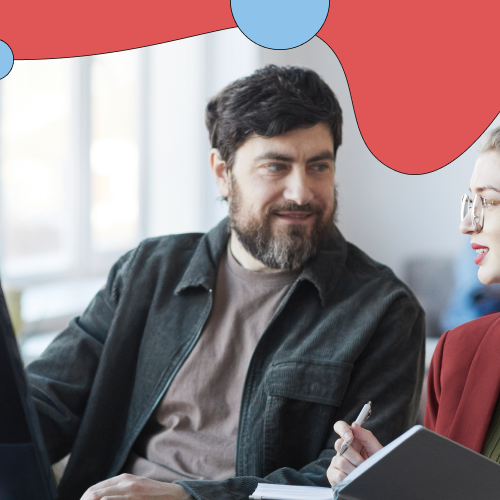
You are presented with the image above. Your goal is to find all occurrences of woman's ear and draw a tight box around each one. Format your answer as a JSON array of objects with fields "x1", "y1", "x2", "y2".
[{"x1": 209, "y1": 149, "x2": 230, "y2": 198}]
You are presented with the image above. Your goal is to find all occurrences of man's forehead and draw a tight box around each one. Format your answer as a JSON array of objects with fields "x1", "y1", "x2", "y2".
[{"x1": 238, "y1": 124, "x2": 335, "y2": 160}]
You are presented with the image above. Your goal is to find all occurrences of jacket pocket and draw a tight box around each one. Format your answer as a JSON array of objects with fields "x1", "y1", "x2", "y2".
[
  {"x1": 264, "y1": 359, "x2": 353, "y2": 406},
  {"x1": 260, "y1": 359, "x2": 353, "y2": 475}
]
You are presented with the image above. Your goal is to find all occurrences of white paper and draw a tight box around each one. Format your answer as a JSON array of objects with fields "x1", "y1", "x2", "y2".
[{"x1": 250, "y1": 483, "x2": 333, "y2": 500}]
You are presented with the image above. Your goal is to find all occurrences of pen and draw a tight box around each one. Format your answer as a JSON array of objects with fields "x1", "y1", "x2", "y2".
[{"x1": 338, "y1": 401, "x2": 372, "y2": 456}]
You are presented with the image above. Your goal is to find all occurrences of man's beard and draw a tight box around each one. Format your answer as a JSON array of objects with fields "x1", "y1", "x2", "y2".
[{"x1": 227, "y1": 176, "x2": 338, "y2": 271}]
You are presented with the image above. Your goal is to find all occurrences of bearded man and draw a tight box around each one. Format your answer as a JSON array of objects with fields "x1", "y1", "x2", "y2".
[{"x1": 26, "y1": 66, "x2": 425, "y2": 500}]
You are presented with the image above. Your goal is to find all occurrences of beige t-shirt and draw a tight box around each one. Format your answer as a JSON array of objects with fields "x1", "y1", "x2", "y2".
[{"x1": 122, "y1": 247, "x2": 298, "y2": 481}]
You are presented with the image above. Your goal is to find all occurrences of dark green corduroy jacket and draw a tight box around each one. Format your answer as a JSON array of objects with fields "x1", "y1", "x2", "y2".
[{"x1": 26, "y1": 218, "x2": 425, "y2": 500}]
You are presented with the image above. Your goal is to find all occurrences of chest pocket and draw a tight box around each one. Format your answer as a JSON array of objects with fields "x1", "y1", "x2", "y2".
[
  {"x1": 259, "y1": 359, "x2": 353, "y2": 474},
  {"x1": 264, "y1": 359, "x2": 353, "y2": 407}
]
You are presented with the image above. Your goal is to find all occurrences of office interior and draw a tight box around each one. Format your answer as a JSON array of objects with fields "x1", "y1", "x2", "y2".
[{"x1": 1, "y1": 28, "x2": 498, "y2": 376}]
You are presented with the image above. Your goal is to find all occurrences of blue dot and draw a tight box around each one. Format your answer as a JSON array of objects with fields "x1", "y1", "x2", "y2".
[
  {"x1": 231, "y1": 0, "x2": 330, "y2": 50},
  {"x1": 0, "y1": 40, "x2": 14, "y2": 80}
]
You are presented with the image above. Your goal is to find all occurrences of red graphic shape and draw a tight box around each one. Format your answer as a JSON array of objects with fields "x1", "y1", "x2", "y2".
[
  {"x1": 1, "y1": 0, "x2": 499, "y2": 174},
  {"x1": 1, "y1": 0, "x2": 236, "y2": 60},
  {"x1": 318, "y1": 0, "x2": 500, "y2": 174}
]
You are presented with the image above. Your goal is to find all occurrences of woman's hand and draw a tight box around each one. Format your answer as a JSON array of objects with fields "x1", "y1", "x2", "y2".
[{"x1": 327, "y1": 420, "x2": 383, "y2": 485}]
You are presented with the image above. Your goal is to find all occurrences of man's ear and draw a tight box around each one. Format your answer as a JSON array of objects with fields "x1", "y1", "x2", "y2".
[{"x1": 209, "y1": 148, "x2": 230, "y2": 198}]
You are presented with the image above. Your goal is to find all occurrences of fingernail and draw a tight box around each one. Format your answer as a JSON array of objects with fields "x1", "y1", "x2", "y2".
[{"x1": 343, "y1": 431, "x2": 352, "y2": 440}]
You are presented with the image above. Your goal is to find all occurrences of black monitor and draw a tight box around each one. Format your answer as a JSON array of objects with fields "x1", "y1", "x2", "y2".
[{"x1": 0, "y1": 283, "x2": 57, "y2": 499}]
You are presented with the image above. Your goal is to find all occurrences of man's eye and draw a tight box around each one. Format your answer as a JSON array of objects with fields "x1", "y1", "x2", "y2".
[
  {"x1": 313, "y1": 163, "x2": 329, "y2": 172},
  {"x1": 266, "y1": 164, "x2": 286, "y2": 172}
]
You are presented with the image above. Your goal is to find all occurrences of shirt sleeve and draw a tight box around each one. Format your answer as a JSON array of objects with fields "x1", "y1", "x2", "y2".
[{"x1": 25, "y1": 249, "x2": 136, "y2": 463}]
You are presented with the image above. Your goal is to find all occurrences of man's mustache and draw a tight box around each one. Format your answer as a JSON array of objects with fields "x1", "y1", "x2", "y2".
[{"x1": 267, "y1": 203, "x2": 323, "y2": 215}]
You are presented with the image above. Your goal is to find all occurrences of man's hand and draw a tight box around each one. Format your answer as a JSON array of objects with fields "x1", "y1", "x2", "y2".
[
  {"x1": 327, "y1": 421, "x2": 383, "y2": 485},
  {"x1": 80, "y1": 474, "x2": 194, "y2": 500}
]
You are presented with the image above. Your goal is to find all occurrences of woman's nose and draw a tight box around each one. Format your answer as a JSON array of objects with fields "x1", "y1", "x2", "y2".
[{"x1": 459, "y1": 208, "x2": 475, "y2": 235}]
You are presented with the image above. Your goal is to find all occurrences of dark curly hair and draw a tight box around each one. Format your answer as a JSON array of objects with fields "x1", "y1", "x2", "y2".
[{"x1": 205, "y1": 65, "x2": 343, "y2": 169}]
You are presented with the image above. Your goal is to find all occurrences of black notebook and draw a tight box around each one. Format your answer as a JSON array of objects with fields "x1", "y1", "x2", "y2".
[
  {"x1": 0, "y1": 283, "x2": 57, "y2": 499},
  {"x1": 332, "y1": 425, "x2": 500, "y2": 500},
  {"x1": 250, "y1": 425, "x2": 500, "y2": 500}
]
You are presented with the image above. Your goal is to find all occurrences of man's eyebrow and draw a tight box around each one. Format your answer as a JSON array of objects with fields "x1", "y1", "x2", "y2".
[
  {"x1": 254, "y1": 150, "x2": 335, "y2": 163},
  {"x1": 308, "y1": 151, "x2": 335, "y2": 162},
  {"x1": 254, "y1": 152, "x2": 295, "y2": 162}
]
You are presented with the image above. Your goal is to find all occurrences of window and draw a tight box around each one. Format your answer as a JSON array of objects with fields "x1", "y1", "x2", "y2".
[
  {"x1": 0, "y1": 59, "x2": 74, "y2": 278},
  {"x1": 0, "y1": 30, "x2": 259, "y2": 346},
  {"x1": 0, "y1": 49, "x2": 146, "y2": 284},
  {"x1": 90, "y1": 50, "x2": 141, "y2": 252}
]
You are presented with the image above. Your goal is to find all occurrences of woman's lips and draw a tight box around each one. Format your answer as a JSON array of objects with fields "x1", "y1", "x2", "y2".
[{"x1": 472, "y1": 243, "x2": 489, "y2": 265}]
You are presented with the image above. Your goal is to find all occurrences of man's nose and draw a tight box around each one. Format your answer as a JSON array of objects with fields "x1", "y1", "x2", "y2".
[
  {"x1": 459, "y1": 208, "x2": 475, "y2": 235},
  {"x1": 282, "y1": 169, "x2": 314, "y2": 206}
]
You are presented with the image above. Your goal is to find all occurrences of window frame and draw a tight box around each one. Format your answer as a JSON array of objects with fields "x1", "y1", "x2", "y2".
[{"x1": 0, "y1": 50, "x2": 149, "y2": 288}]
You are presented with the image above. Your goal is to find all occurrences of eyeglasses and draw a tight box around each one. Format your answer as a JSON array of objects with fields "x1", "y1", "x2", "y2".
[{"x1": 461, "y1": 194, "x2": 500, "y2": 233}]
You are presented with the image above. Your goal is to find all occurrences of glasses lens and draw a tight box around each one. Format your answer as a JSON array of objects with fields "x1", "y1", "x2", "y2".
[
  {"x1": 472, "y1": 194, "x2": 484, "y2": 232},
  {"x1": 461, "y1": 195, "x2": 470, "y2": 220}
]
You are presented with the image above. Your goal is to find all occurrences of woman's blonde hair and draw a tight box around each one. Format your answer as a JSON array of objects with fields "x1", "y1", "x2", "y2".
[{"x1": 480, "y1": 126, "x2": 500, "y2": 154}]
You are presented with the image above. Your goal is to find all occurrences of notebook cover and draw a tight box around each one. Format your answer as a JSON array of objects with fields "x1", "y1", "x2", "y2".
[{"x1": 334, "y1": 426, "x2": 500, "y2": 500}]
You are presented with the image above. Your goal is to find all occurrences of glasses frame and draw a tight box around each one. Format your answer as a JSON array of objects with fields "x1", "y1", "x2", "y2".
[{"x1": 461, "y1": 194, "x2": 500, "y2": 233}]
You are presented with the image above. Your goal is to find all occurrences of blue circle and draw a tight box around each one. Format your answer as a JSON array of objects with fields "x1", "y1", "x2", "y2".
[
  {"x1": 0, "y1": 40, "x2": 14, "y2": 80},
  {"x1": 231, "y1": 0, "x2": 330, "y2": 50}
]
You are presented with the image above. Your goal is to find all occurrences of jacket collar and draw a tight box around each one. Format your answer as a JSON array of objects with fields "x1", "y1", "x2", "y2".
[
  {"x1": 175, "y1": 218, "x2": 348, "y2": 305},
  {"x1": 174, "y1": 218, "x2": 230, "y2": 294},
  {"x1": 298, "y1": 223, "x2": 347, "y2": 306}
]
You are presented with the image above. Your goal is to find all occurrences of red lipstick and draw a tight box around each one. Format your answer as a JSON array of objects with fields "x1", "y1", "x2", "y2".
[{"x1": 471, "y1": 243, "x2": 489, "y2": 265}]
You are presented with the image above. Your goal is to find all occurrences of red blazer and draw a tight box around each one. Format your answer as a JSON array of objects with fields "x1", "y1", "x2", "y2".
[{"x1": 424, "y1": 312, "x2": 500, "y2": 453}]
